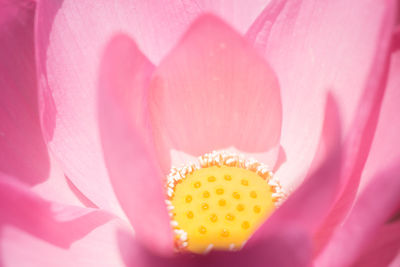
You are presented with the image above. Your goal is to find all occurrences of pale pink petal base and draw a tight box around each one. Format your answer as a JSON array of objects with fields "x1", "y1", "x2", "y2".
[
  {"x1": 149, "y1": 15, "x2": 282, "y2": 173},
  {"x1": 98, "y1": 35, "x2": 173, "y2": 255}
]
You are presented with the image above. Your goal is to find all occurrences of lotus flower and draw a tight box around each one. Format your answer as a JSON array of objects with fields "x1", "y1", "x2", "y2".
[{"x1": 1, "y1": 0, "x2": 400, "y2": 266}]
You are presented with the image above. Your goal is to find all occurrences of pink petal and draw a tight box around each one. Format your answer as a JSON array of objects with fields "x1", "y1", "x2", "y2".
[
  {"x1": 359, "y1": 28, "x2": 400, "y2": 191},
  {"x1": 123, "y1": 227, "x2": 311, "y2": 267},
  {"x1": 0, "y1": 1, "x2": 86, "y2": 207},
  {"x1": 0, "y1": 0, "x2": 50, "y2": 185},
  {"x1": 315, "y1": 160, "x2": 400, "y2": 267},
  {"x1": 352, "y1": 222, "x2": 400, "y2": 267},
  {"x1": 247, "y1": 0, "x2": 398, "y2": 190},
  {"x1": 31, "y1": 155, "x2": 94, "y2": 207},
  {"x1": 149, "y1": 15, "x2": 282, "y2": 172},
  {"x1": 34, "y1": 0, "x2": 270, "y2": 215},
  {"x1": 314, "y1": 9, "x2": 398, "y2": 253},
  {"x1": 1, "y1": 174, "x2": 165, "y2": 267},
  {"x1": 249, "y1": 93, "x2": 342, "y2": 244},
  {"x1": 0, "y1": 174, "x2": 112, "y2": 246},
  {"x1": 0, "y1": 173, "x2": 136, "y2": 267},
  {"x1": 98, "y1": 35, "x2": 173, "y2": 255},
  {"x1": 1, "y1": 221, "x2": 136, "y2": 267}
]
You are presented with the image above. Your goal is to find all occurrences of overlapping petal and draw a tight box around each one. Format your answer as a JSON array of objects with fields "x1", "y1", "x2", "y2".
[
  {"x1": 0, "y1": 0, "x2": 49, "y2": 185},
  {"x1": 359, "y1": 28, "x2": 400, "y2": 191},
  {"x1": 247, "y1": 0, "x2": 397, "y2": 190},
  {"x1": 0, "y1": 0, "x2": 90, "y2": 207},
  {"x1": 98, "y1": 35, "x2": 173, "y2": 255},
  {"x1": 315, "y1": 17, "x2": 398, "y2": 253},
  {"x1": 1, "y1": 0, "x2": 397, "y2": 266},
  {"x1": 0, "y1": 173, "x2": 135, "y2": 267},
  {"x1": 316, "y1": 160, "x2": 400, "y2": 267},
  {"x1": 34, "y1": 0, "x2": 272, "y2": 216},
  {"x1": 316, "y1": 31, "x2": 400, "y2": 266}
]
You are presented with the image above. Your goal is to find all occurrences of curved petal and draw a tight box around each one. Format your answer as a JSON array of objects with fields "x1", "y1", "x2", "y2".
[
  {"x1": 0, "y1": 174, "x2": 113, "y2": 247},
  {"x1": 31, "y1": 155, "x2": 93, "y2": 207},
  {"x1": 34, "y1": 0, "x2": 270, "y2": 215},
  {"x1": 98, "y1": 35, "x2": 173, "y2": 255},
  {"x1": 0, "y1": 1, "x2": 85, "y2": 208},
  {"x1": 247, "y1": 0, "x2": 397, "y2": 190},
  {"x1": 352, "y1": 222, "x2": 400, "y2": 267},
  {"x1": 249, "y1": 93, "x2": 342, "y2": 244},
  {"x1": 149, "y1": 15, "x2": 282, "y2": 172},
  {"x1": 0, "y1": 0, "x2": 50, "y2": 185},
  {"x1": 314, "y1": 11, "x2": 398, "y2": 253},
  {"x1": 316, "y1": 160, "x2": 400, "y2": 267},
  {"x1": 1, "y1": 220, "x2": 136, "y2": 267},
  {"x1": 0, "y1": 174, "x2": 158, "y2": 267},
  {"x1": 359, "y1": 29, "x2": 400, "y2": 191}
]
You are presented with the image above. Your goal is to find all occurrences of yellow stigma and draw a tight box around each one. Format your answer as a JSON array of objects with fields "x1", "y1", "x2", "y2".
[{"x1": 166, "y1": 151, "x2": 285, "y2": 254}]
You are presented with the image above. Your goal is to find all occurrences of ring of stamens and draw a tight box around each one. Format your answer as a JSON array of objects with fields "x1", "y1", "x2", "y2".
[{"x1": 166, "y1": 151, "x2": 286, "y2": 254}]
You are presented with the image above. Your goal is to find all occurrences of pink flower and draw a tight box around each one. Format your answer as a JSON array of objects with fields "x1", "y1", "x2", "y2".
[{"x1": 1, "y1": 0, "x2": 399, "y2": 266}]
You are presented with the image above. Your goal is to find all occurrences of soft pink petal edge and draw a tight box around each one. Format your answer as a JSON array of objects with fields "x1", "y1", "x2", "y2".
[
  {"x1": 314, "y1": 0, "x2": 398, "y2": 252},
  {"x1": 359, "y1": 27, "x2": 400, "y2": 191},
  {"x1": 98, "y1": 35, "x2": 173, "y2": 256}
]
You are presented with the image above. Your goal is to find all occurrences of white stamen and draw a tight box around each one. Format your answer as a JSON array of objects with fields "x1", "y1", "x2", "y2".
[
  {"x1": 180, "y1": 232, "x2": 188, "y2": 242},
  {"x1": 204, "y1": 244, "x2": 214, "y2": 254}
]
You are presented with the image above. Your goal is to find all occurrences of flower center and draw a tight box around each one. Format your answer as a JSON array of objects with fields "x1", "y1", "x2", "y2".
[{"x1": 166, "y1": 151, "x2": 285, "y2": 254}]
